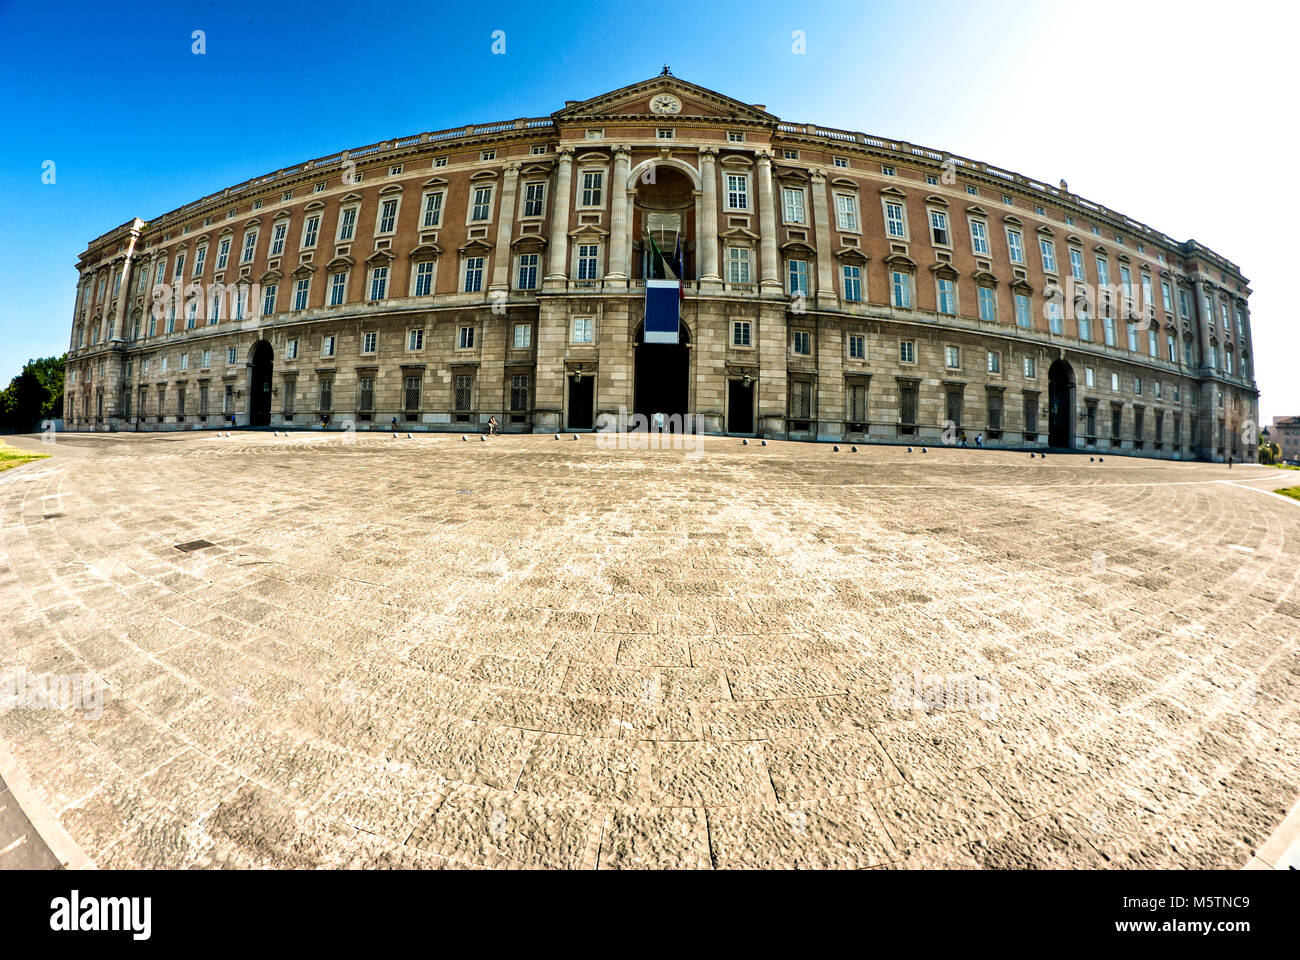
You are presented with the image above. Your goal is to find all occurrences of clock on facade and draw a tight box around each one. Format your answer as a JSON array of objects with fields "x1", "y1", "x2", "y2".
[{"x1": 649, "y1": 93, "x2": 682, "y2": 114}]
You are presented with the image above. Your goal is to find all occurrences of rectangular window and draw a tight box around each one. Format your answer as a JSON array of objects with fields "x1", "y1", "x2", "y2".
[
  {"x1": 581, "y1": 172, "x2": 603, "y2": 207},
  {"x1": 572, "y1": 317, "x2": 593, "y2": 343},
  {"x1": 319, "y1": 379, "x2": 332, "y2": 411},
  {"x1": 1015, "y1": 293, "x2": 1031, "y2": 328},
  {"x1": 726, "y1": 173, "x2": 749, "y2": 210},
  {"x1": 302, "y1": 216, "x2": 319, "y2": 249},
  {"x1": 362, "y1": 331, "x2": 377, "y2": 354},
  {"x1": 848, "y1": 335, "x2": 865, "y2": 359},
  {"x1": 978, "y1": 286, "x2": 996, "y2": 322},
  {"x1": 1148, "y1": 328, "x2": 1158, "y2": 357},
  {"x1": 242, "y1": 231, "x2": 258, "y2": 262},
  {"x1": 987, "y1": 351, "x2": 1001, "y2": 374},
  {"x1": 1178, "y1": 289, "x2": 1190, "y2": 318},
  {"x1": 929, "y1": 210, "x2": 949, "y2": 246},
  {"x1": 892, "y1": 271, "x2": 911, "y2": 308},
  {"x1": 937, "y1": 278, "x2": 956, "y2": 315},
  {"x1": 512, "y1": 324, "x2": 531, "y2": 349},
  {"x1": 459, "y1": 325, "x2": 476, "y2": 349},
  {"x1": 329, "y1": 271, "x2": 347, "y2": 306},
  {"x1": 1085, "y1": 366, "x2": 1095, "y2": 388},
  {"x1": 946, "y1": 345, "x2": 960, "y2": 369},
  {"x1": 1048, "y1": 300, "x2": 1063, "y2": 335},
  {"x1": 404, "y1": 375, "x2": 421, "y2": 411},
  {"x1": 463, "y1": 257, "x2": 484, "y2": 292},
  {"x1": 842, "y1": 264, "x2": 862, "y2": 302},
  {"x1": 728, "y1": 247, "x2": 751, "y2": 284},
  {"x1": 835, "y1": 194, "x2": 859, "y2": 231},
  {"x1": 357, "y1": 377, "x2": 374, "y2": 412},
  {"x1": 1023, "y1": 356, "x2": 1036, "y2": 378},
  {"x1": 293, "y1": 277, "x2": 310, "y2": 311},
  {"x1": 732, "y1": 320, "x2": 751, "y2": 347},
  {"x1": 792, "y1": 330, "x2": 811, "y2": 355},
  {"x1": 369, "y1": 266, "x2": 388, "y2": 300},
  {"x1": 835, "y1": 157, "x2": 849, "y2": 168},
  {"x1": 517, "y1": 253, "x2": 539, "y2": 290},
  {"x1": 1069, "y1": 248, "x2": 1085, "y2": 282},
  {"x1": 728, "y1": 131, "x2": 745, "y2": 143},
  {"x1": 885, "y1": 201, "x2": 907, "y2": 238},
  {"x1": 322, "y1": 335, "x2": 336, "y2": 357},
  {"x1": 899, "y1": 340, "x2": 915, "y2": 364},
  {"x1": 657, "y1": 128, "x2": 674, "y2": 139},
  {"x1": 782, "y1": 187, "x2": 806, "y2": 224},
  {"x1": 422, "y1": 191, "x2": 444, "y2": 228},
  {"x1": 523, "y1": 182, "x2": 545, "y2": 218},
  {"x1": 471, "y1": 187, "x2": 492, "y2": 221},
  {"x1": 201, "y1": 349, "x2": 211, "y2": 368},
  {"x1": 510, "y1": 374, "x2": 530, "y2": 412},
  {"x1": 262, "y1": 283, "x2": 277, "y2": 316},
  {"x1": 1007, "y1": 228, "x2": 1025, "y2": 264},
  {"x1": 1039, "y1": 238, "x2": 1057, "y2": 273},
  {"x1": 193, "y1": 245, "x2": 207, "y2": 276},
  {"x1": 1078, "y1": 306, "x2": 1091, "y2": 342},
  {"x1": 969, "y1": 219, "x2": 990, "y2": 256},
  {"x1": 1103, "y1": 316, "x2": 1117, "y2": 347},
  {"x1": 576, "y1": 244, "x2": 599, "y2": 281},
  {"x1": 378, "y1": 198, "x2": 398, "y2": 234},
  {"x1": 287, "y1": 338, "x2": 298, "y2": 360},
  {"x1": 788, "y1": 259, "x2": 809, "y2": 296},
  {"x1": 227, "y1": 347, "x2": 237, "y2": 364},
  {"x1": 337, "y1": 208, "x2": 356, "y2": 242},
  {"x1": 270, "y1": 224, "x2": 286, "y2": 256},
  {"x1": 414, "y1": 261, "x2": 435, "y2": 296},
  {"x1": 1095, "y1": 256, "x2": 1110, "y2": 287},
  {"x1": 1111, "y1": 372, "x2": 1120, "y2": 391},
  {"x1": 1127, "y1": 323, "x2": 1138, "y2": 352},
  {"x1": 408, "y1": 329, "x2": 424, "y2": 351}
]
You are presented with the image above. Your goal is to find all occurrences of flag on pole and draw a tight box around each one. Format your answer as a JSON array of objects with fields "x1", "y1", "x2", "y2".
[{"x1": 644, "y1": 232, "x2": 680, "y2": 344}]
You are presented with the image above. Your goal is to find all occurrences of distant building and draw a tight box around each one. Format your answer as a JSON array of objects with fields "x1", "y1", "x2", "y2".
[
  {"x1": 64, "y1": 74, "x2": 1257, "y2": 460},
  {"x1": 1272, "y1": 416, "x2": 1300, "y2": 463}
]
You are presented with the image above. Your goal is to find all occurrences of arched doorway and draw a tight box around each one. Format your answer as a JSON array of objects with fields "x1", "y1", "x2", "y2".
[
  {"x1": 633, "y1": 321, "x2": 690, "y2": 425},
  {"x1": 249, "y1": 340, "x2": 273, "y2": 427},
  {"x1": 1048, "y1": 358, "x2": 1074, "y2": 448}
]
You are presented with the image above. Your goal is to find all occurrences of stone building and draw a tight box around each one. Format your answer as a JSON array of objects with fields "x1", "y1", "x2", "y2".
[
  {"x1": 64, "y1": 73, "x2": 1258, "y2": 459},
  {"x1": 1271, "y1": 416, "x2": 1300, "y2": 463}
]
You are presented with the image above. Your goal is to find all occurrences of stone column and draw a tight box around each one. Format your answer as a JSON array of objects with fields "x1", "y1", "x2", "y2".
[
  {"x1": 489, "y1": 162, "x2": 521, "y2": 291},
  {"x1": 1191, "y1": 277, "x2": 1217, "y2": 459},
  {"x1": 697, "y1": 148, "x2": 720, "y2": 285},
  {"x1": 605, "y1": 146, "x2": 631, "y2": 288},
  {"x1": 756, "y1": 151, "x2": 780, "y2": 293},
  {"x1": 809, "y1": 171, "x2": 837, "y2": 308},
  {"x1": 106, "y1": 222, "x2": 143, "y2": 424},
  {"x1": 544, "y1": 148, "x2": 574, "y2": 288}
]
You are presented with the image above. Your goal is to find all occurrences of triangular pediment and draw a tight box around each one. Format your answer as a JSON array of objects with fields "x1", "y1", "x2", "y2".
[{"x1": 553, "y1": 74, "x2": 778, "y2": 124}]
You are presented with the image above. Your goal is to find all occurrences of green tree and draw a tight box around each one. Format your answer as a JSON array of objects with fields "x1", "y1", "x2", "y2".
[{"x1": 0, "y1": 355, "x2": 65, "y2": 431}]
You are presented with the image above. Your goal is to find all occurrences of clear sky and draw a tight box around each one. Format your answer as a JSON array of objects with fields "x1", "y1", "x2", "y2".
[{"x1": 2, "y1": 0, "x2": 1295, "y2": 424}]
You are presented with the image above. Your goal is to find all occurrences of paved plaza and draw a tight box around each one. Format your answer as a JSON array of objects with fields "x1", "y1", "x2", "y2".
[{"x1": 1, "y1": 430, "x2": 1297, "y2": 869}]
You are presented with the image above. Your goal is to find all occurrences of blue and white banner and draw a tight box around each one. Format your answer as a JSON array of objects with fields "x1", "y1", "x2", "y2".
[{"x1": 644, "y1": 279, "x2": 680, "y2": 344}]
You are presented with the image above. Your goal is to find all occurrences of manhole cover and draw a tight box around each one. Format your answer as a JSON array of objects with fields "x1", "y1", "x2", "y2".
[{"x1": 175, "y1": 540, "x2": 215, "y2": 552}]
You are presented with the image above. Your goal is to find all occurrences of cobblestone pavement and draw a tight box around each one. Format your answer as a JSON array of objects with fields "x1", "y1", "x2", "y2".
[{"x1": 1, "y1": 431, "x2": 1297, "y2": 869}]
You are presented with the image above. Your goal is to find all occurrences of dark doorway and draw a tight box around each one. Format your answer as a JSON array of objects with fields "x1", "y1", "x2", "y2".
[
  {"x1": 1048, "y1": 359, "x2": 1074, "y2": 448},
  {"x1": 727, "y1": 379, "x2": 754, "y2": 434},
  {"x1": 568, "y1": 374, "x2": 594, "y2": 430},
  {"x1": 249, "y1": 340, "x2": 273, "y2": 427},
  {"x1": 633, "y1": 322, "x2": 690, "y2": 423}
]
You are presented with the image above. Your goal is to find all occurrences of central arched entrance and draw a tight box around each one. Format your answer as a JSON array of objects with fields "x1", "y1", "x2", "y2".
[
  {"x1": 633, "y1": 321, "x2": 690, "y2": 424},
  {"x1": 249, "y1": 340, "x2": 273, "y2": 427},
  {"x1": 1048, "y1": 358, "x2": 1074, "y2": 448}
]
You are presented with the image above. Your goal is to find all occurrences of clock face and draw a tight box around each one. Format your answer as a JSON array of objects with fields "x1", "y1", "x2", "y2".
[{"x1": 649, "y1": 94, "x2": 682, "y2": 115}]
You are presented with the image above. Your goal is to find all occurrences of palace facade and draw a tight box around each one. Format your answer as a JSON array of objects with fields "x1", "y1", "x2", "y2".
[{"x1": 64, "y1": 73, "x2": 1258, "y2": 459}]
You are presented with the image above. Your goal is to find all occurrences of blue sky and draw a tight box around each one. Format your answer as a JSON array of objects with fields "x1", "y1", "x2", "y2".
[{"x1": 2, "y1": 0, "x2": 1295, "y2": 423}]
